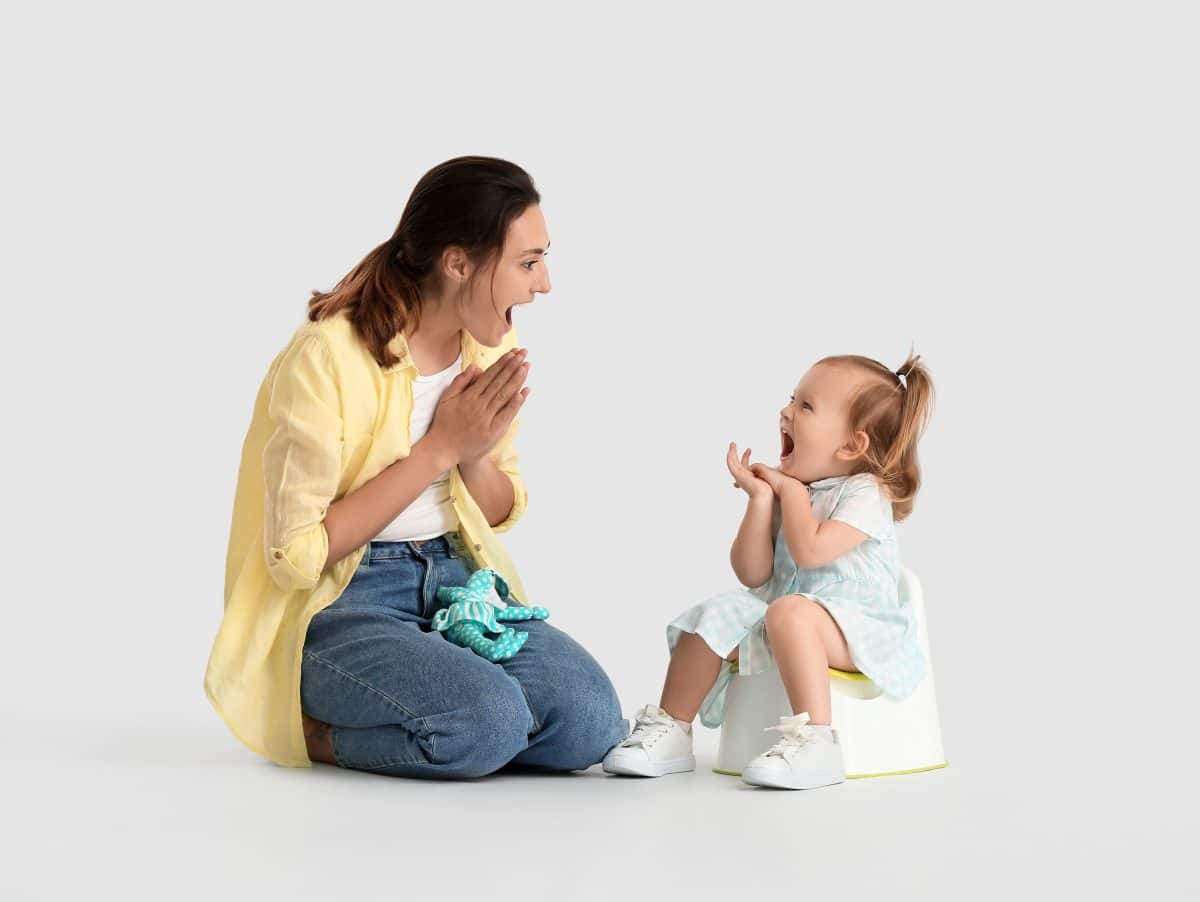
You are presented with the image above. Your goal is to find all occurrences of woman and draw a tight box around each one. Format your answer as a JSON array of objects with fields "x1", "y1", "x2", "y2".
[{"x1": 204, "y1": 156, "x2": 629, "y2": 777}]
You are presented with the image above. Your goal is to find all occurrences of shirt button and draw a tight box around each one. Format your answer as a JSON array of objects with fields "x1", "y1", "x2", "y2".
[
  {"x1": 273, "y1": 551, "x2": 283, "y2": 559},
  {"x1": 474, "y1": 544, "x2": 482, "y2": 551},
  {"x1": 449, "y1": 496, "x2": 456, "y2": 503}
]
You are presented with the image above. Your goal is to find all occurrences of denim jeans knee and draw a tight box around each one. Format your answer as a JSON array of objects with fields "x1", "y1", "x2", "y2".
[
  {"x1": 496, "y1": 618, "x2": 630, "y2": 772},
  {"x1": 563, "y1": 678, "x2": 629, "y2": 770},
  {"x1": 418, "y1": 676, "x2": 534, "y2": 779},
  {"x1": 302, "y1": 533, "x2": 626, "y2": 779},
  {"x1": 537, "y1": 670, "x2": 628, "y2": 771}
]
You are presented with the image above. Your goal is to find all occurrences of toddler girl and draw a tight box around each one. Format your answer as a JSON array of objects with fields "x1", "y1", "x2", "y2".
[{"x1": 603, "y1": 352, "x2": 934, "y2": 789}]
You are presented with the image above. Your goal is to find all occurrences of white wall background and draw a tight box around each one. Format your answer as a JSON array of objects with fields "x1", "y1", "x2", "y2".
[{"x1": 2, "y1": 2, "x2": 1195, "y2": 899}]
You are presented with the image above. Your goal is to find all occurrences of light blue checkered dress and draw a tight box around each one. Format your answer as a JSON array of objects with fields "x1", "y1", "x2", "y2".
[{"x1": 666, "y1": 473, "x2": 927, "y2": 728}]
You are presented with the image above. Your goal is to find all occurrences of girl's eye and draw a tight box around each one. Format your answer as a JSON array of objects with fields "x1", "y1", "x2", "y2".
[
  {"x1": 522, "y1": 261, "x2": 538, "y2": 270},
  {"x1": 802, "y1": 402, "x2": 813, "y2": 411}
]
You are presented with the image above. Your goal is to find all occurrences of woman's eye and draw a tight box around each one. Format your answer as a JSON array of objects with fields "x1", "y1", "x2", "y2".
[
  {"x1": 803, "y1": 402, "x2": 812, "y2": 410},
  {"x1": 522, "y1": 261, "x2": 538, "y2": 270}
]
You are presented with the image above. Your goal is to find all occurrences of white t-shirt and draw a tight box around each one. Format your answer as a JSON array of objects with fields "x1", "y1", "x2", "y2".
[{"x1": 373, "y1": 353, "x2": 462, "y2": 543}]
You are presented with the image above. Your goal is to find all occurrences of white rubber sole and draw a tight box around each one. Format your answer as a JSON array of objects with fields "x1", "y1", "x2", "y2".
[
  {"x1": 602, "y1": 754, "x2": 696, "y2": 777},
  {"x1": 741, "y1": 764, "x2": 845, "y2": 790}
]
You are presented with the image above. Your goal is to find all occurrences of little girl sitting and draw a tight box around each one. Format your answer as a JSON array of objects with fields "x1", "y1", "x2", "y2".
[{"x1": 603, "y1": 352, "x2": 934, "y2": 789}]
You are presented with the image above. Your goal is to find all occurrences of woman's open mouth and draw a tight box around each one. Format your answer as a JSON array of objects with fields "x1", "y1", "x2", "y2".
[
  {"x1": 505, "y1": 305, "x2": 514, "y2": 326},
  {"x1": 781, "y1": 431, "x2": 795, "y2": 459}
]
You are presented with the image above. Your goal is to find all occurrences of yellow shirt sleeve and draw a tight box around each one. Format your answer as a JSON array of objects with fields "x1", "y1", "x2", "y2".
[
  {"x1": 261, "y1": 334, "x2": 340, "y2": 592},
  {"x1": 486, "y1": 407, "x2": 528, "y2": 533},
  {"x1": 482, "y1": 328, "x2": 528, "y2": 534}
]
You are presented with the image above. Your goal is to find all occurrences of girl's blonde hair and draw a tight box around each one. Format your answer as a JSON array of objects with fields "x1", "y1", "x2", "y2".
[{"x1": 816, "y1": 351, "x2": 934, "y2": 522}]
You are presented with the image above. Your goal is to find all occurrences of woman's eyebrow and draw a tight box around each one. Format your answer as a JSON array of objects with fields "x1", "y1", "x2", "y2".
[{"x1": 520, "y1": 240, "x2": 551, "y2": 254}]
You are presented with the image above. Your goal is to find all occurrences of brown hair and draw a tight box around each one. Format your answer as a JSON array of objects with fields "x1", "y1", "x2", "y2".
[
  {"x1": 307, "y1": 156, "x2": 541, "y2": 368},
  {"x1": 817, "y1": 351, "x2": 935, "y2": 521}
]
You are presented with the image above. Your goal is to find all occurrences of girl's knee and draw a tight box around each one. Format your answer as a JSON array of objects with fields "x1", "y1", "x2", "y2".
[{"x1": 765, "y1": 594, "x2": 823, "y2": 628}]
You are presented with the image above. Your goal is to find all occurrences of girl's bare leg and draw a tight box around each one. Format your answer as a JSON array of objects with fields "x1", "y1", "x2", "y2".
[
  {"x1": 764, "y1": 596, "x2": 857, "y2": 725},
  {"x1": 659, "y1": 632, "x2": 737, "y2": 722}
]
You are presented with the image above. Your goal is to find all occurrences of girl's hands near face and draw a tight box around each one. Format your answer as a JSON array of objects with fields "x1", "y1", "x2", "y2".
[
  {"x1": 750, "y1": 463, "x2": 805, "y2": 498},
  {"x1": 428, "y1": 348, "x2": 530, "y2": 466},
  {"x1": 727, "y1": 443, "x2": 773, "y2": 501}
]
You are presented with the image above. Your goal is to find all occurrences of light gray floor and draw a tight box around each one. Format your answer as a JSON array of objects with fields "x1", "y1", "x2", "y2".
[
  {"x1": 6, "y1": 4, "x2": 1198, "y2": 899},
  {"x1": 5, "y1": 710, "x2": 1192, "y2": 901}
]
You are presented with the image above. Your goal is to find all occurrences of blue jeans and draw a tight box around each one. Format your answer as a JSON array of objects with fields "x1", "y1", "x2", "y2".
[{"x1": 300, "y1": 533, "x2": 629, "y2": 778}]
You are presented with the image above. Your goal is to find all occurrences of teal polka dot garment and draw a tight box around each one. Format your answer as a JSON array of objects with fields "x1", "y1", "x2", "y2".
[{"x1": 433, "y1": 568, "x2": 550, "y2": 662}]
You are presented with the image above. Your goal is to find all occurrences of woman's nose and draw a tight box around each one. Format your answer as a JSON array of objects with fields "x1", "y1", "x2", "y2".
[{"x1": 537, "y1": 263, "x2": 552, "y2": 294}]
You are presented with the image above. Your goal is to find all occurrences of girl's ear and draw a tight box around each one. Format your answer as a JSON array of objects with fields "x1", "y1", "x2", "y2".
[{"x1": 836, "y1": 430, "x2": 870, "y2": 463}]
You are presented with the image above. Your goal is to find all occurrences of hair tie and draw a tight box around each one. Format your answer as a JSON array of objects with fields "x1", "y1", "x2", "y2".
[
  {"x1": 896, "y1": 354, "x2": 921, "y2": 390},
  {"x1": 392, "y1": 240, "x2": 419, "y2": 275}
]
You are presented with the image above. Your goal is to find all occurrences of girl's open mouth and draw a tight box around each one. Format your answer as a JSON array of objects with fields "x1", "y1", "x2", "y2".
[
  {"x1": 781, "y1": 432, "x2": 795, "y2": 458},
  {"x1": 505, "y1": 305, "x2": 513, "y2": 326}
]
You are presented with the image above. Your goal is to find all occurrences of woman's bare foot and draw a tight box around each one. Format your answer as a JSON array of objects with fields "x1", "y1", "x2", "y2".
[{"x1": 302, "y1": 712, "x2": 337, "y2": 765}]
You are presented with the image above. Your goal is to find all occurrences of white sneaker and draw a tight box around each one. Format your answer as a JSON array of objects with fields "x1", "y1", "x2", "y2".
[
  {"x1": 740, "y1": 712, "x2": 845, "y2": 790},
  {"x1": 602, "y1": 704, "x2": 696, "y2": 777}
]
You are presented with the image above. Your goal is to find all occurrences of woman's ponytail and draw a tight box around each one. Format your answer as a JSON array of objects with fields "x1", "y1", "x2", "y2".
[{"x1": 306, "y1": 155, "x2": 541, "y2": 368}]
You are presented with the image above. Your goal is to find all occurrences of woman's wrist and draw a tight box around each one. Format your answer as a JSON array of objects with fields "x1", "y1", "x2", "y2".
[
  {"x1": 457, "y1": 454, "x2": 489, "y2": 478},
  {"x1": 412, "y1": 433, "x2": 459, "y2": 472},
  {"x1": 456, "y1": 454, "x2": 516, "y2": 527}
]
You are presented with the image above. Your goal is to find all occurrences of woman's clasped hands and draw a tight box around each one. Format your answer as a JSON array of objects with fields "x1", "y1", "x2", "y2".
[{"x1": 427, "y1": 348, "x2": 530, "y2": 466}]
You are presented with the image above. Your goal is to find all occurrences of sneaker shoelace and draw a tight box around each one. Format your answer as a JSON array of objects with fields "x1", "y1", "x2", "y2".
[
  {"x1": 619, "y1": 707, "x2": 677, "y2": 750},
  {"x1": 761, "y1": 719, "x2": 819, "y2": 759}
]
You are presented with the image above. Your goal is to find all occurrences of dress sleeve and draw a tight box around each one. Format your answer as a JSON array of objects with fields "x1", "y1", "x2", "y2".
[
  {"x1": 261, "y1": 334, "x2": 342, "y2": 592},
  {"x1": 828, "y1": 474, "x2": 893, "y2": 541}
]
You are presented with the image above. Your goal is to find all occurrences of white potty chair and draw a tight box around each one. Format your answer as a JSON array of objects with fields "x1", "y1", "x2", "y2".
[{"x1": 715, "y1": 568, "x2": 947, "y2": 780}]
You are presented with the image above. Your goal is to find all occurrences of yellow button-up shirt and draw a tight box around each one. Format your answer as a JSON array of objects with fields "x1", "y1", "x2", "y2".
[{"x1": 204, "y1": 310, "x2": 528, "y2": 767}]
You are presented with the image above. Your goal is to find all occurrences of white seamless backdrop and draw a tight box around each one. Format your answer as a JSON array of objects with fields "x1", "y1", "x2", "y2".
[{"x1": 2, "y1": 2, "x2": 1195, "y2": 899}]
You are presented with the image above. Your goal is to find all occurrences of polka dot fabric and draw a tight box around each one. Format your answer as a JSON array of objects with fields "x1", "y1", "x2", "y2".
[{"x1": 433, "y1": 568, "x2": 550, "y2": 662}]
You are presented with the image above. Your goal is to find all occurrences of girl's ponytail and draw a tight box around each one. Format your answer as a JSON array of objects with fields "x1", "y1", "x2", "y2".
[{"x1": 877, "y1": 352, "x2": 935, "y2": 521}]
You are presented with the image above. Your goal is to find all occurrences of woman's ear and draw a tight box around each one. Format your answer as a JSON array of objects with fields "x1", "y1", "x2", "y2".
[
  {"x1": 440, "y1": 245, "x2": 472, "y2": 283},
  {"x1": 836, "y1": 430, "x2": 870, "y2": 463}
]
